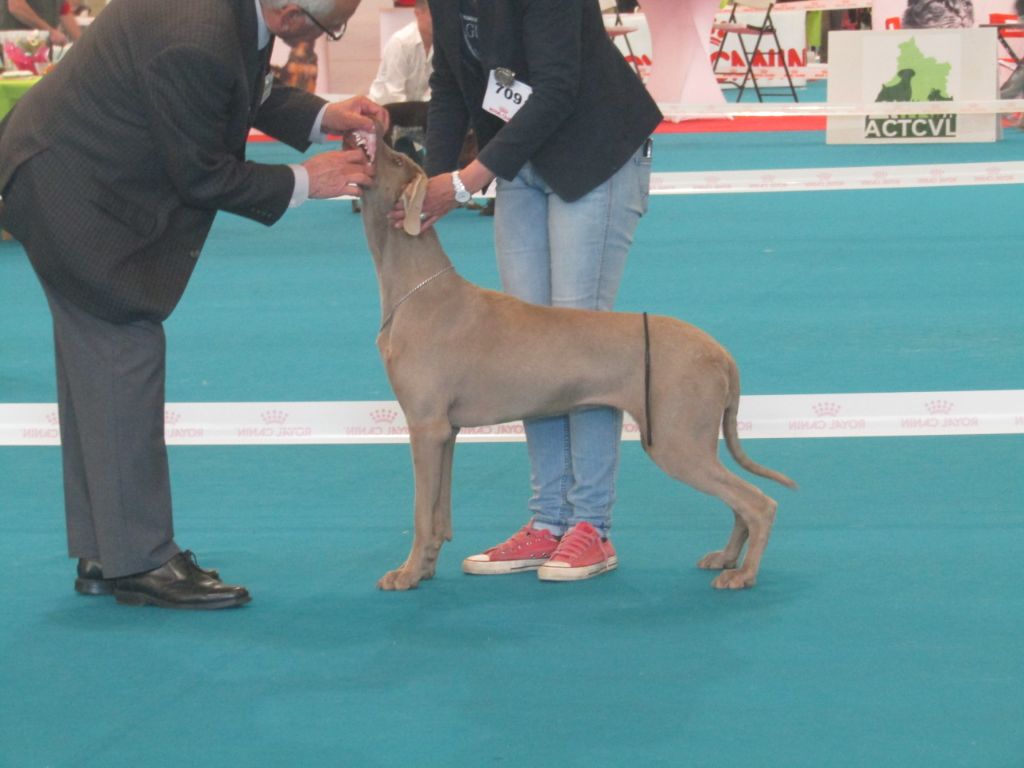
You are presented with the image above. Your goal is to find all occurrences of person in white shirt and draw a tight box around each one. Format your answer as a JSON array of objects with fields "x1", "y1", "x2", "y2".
[{"x1": 369, "y1": 0, "x2": 431, "y2": 104}]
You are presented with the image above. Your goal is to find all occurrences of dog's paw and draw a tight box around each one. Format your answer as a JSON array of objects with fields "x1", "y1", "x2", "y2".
[
  {"x1": 711, "y1": 569, "x2": 756, "y2": 590},
  {"x1": 377, "y1": 567, "x2": 421, "y2": 591},
  {"x1": 697, "y1": 551, "x2": 738, "y2": 570},
  {"x1": 378, "y1": 566, "x2": 433, "y2": 591}
]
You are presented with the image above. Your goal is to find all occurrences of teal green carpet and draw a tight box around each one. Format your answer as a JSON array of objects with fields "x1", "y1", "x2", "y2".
[
  {"x1": 1, "y1": 128, "x2": 1022, "y2": 766},
  {"x1": 1, "y1": 439, "x2": 1022, "y2": 766}
]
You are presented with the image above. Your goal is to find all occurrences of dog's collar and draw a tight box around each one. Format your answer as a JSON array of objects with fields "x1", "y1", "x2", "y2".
[{"x1": 378, "y1": 265, "x2": 455, "y2": 334}]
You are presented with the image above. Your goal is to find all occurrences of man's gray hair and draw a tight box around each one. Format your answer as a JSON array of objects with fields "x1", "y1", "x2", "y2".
[{"x1": 261, "y1": 0, "x2": 338, "y2": 16}]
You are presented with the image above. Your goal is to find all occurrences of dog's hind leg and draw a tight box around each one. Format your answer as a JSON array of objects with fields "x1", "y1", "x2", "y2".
[
  {"x1": 696, "y1": 510, "x2": 747, "y2": 571},
  {"x1": 378, "y1": 420, "x2": 456, "y2": 591},
  {"x1": 693, "y1": 468, "x2": 777, "y2": 589},
  {"x1": 645, "y1": 428, "x2": 777, "y2": 589}
]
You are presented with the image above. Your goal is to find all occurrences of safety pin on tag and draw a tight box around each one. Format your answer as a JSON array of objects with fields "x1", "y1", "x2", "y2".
[{"x1": 495, "y1": 67, "x2": 516, "y2": 88}]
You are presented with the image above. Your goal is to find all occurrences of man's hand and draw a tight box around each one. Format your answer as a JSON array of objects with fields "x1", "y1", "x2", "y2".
[
  {"x1": 321, "y1": 96, "x2": 390, "y2": 136},
  {"x1": 303, "y1": 148, "x2": 375, "y2": 199}
]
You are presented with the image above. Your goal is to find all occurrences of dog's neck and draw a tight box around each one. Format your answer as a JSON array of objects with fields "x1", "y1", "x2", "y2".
[{"x1": 363, "y1": 206, "x2": 454, "y2": 331}]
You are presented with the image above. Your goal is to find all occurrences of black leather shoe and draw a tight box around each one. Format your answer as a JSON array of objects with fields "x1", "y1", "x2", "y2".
[
  {"x1": 75, "y1": 556, "x2": 220, "y2": 596},
  {"x1": 112, "y1": 552, "x2": 250, "y2": 610}
]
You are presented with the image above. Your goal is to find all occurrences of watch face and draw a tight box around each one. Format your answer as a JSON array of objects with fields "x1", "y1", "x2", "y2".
[{"x1": 455, "y1": 190, "x2": 471, "y2": 203}]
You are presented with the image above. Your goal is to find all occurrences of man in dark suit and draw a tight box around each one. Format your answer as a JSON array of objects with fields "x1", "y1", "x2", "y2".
[{"x1": 0, "y1": 0, "x2": 388, "y2": 610}]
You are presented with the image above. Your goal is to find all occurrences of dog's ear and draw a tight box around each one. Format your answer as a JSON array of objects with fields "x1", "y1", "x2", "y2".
[{"x1": 401, "y1": 171, "x2": 428, "y2": 236}]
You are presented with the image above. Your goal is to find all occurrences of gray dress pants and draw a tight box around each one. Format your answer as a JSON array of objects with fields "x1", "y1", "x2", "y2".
[{"x1": 41, "y1": 283, "x2": 180, "y2": 578}]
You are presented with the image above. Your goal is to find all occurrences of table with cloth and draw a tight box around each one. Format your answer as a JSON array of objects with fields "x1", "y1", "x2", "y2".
[{"x1": 0, "y1": 74, "x2": 40, "y2": 119}]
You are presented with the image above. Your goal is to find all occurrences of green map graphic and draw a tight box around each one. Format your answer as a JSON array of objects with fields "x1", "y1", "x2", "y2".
[{"x1": 876, "y1": 39, "x2": 952, "y2": 102}]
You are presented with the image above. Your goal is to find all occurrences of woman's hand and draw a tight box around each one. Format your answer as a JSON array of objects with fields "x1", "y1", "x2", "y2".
[
  {"x1": 387, "y1": 173, "x2": 462, "y2": 232},
  {"x1": 387, "y1": 160, "x2": 496, "y2": 234}
]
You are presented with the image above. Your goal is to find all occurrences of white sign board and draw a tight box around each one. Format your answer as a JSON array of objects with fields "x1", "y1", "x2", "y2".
[{"x1": 827, "y1": 28, "x2": 1000, "y2": 144}]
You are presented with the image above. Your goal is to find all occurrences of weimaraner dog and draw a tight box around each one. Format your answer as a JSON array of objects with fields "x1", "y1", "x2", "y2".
[{"x1": 357, "y1": 131, "x2": 796, "y2": 592}]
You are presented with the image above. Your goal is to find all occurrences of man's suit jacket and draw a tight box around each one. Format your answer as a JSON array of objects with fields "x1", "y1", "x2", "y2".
[
  {"x1": 0, "y1": 0, "x2": 326, "y2": 322},
  {"x1": 424, "y1": 0, "x2": 662, "y2": 202}
]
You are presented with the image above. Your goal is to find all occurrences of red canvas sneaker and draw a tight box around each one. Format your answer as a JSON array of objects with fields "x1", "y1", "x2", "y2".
[
  {"x1": 537, "y1": 521, "x2": 618, "y2": 582},
  {"x1": 462, "y1": 524, "x2": 561, "y2": 575}
]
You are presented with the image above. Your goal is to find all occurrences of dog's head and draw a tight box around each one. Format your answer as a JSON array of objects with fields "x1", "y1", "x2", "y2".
[{"x1": 356, "y1": 124, "x2": 429, "y2": 237}]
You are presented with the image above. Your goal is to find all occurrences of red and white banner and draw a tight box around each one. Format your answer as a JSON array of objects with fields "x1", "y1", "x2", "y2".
[
  {"x1": 710, "y1": 8, "x2": 809, "y2": 87},
  {"x1": 604, "y1": 11, "x2": 811, "y2": 88}
]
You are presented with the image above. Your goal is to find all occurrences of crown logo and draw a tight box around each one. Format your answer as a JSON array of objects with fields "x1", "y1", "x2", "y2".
[
  {"x1": 45, "y1": 411, "x2": 59, "y2": 425},
  {"x1": 164, "y1": 410, "x2": 181, "y2": 425},
  {"x1": 812, "y1": 402, "x2": 841, "y2": 418},
  {"x1": 924, "y1": 399, "x2": 954, "y2": 415},
  {"x1": 261, "y1": 410, "x2": 289, "y2": 425},
  {"x1": 370, "y1": 408, "x2": 398, "y2": 424}
]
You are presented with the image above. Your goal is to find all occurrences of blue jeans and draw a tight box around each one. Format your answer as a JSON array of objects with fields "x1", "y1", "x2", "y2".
[{"x1": 493, "y1": 143, "x2": 652, "y2": 536}]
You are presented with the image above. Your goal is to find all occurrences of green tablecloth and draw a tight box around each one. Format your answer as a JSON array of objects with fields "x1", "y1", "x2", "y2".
[{"x1": 0, "y1": 75, "x2": 41, "y2": 119}]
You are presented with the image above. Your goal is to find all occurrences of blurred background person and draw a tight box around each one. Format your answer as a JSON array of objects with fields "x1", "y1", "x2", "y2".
[
  {"x1": 369, "y1": 0, "x2": 432, "y2": 106},
  {"x1": 1, "y1": 0, "x2": 81, "y2": 46}
]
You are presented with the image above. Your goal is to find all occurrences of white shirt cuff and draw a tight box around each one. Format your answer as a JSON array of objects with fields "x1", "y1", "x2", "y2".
[
  {"x1": 287, "y1": 105, "x2": 331, "y2": 209},
  {"x1": 289, "y1": 164, "x2": 310, "y2": 208},
  {"x1": 310, "y1": 103, "x2": 329, "y2": 143}
]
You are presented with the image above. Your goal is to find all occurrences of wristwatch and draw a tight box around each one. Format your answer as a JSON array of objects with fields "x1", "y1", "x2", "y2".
[{"x1": 451, "y1": 170, "x2": 472, "y2": 205}]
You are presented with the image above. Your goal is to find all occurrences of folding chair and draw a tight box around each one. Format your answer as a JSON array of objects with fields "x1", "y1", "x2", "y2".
[
  {"x1": 712, "y1": 0, "x2": 799, "y2": 102},
  {"x1": 602, "y1": 4, "x2": 644, "y2": 80}
]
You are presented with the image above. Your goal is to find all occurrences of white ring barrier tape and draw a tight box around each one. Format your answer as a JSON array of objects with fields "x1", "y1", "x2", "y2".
[
  {"x1": 650, "y1": 161, "x2": 1024, "y2": 194},
  {"x1": 2, "y1": 390, "x2": 1022, "y2": 446},
  {"x1": 714, "y1": 65, "x2": 828, "y2": 80},
  {"x1": 334, "y1": 161, "x2": 1024, "y2": 200},
  {"x1": 658, "y1": 98, "x2": 1024, "y2": 120}
]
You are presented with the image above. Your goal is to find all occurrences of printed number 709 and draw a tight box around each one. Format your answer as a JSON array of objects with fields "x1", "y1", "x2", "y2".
[{"x1": 494, "y1": 84, "x2": 524, "y2": 105}]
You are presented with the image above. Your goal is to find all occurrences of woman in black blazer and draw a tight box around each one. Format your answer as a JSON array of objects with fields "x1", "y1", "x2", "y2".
[{"x1": 412, "y1": 0, "x2": 662, "y2": 581}]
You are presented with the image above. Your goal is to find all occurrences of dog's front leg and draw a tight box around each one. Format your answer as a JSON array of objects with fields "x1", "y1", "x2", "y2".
[
  {"x1": 378, "y1": 421, "x2": 455, "y2": 591},
  {"x1": 436, "y1": 430, "x2": 457, "y2": 543}
]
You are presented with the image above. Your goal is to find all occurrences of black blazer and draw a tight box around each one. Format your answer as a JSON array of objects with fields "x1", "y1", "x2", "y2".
[
  {"x1": 0, "y1": 0, "x2": 326, "y2": 322},
  {"x1": 425, "y1": 0, "x2": 661, "y2": 202}
]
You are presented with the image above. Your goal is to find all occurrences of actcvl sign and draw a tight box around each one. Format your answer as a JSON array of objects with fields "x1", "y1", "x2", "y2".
[{"x1": 827, "y1": 28, "x2": 1000, "y2": 144}]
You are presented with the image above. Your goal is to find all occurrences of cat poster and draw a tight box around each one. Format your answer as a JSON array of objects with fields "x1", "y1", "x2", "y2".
[
  {"x1": 827, "y1": 28, "x2": 999, "y2": 144},
  {"x1": 872, "y1": 0, "x2": 1019, "y2": 31}
]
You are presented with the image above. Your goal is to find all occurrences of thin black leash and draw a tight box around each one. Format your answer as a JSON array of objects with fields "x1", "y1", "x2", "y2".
[{"x1": 643, "y1": 312, "x2": 653, "y2": 447}]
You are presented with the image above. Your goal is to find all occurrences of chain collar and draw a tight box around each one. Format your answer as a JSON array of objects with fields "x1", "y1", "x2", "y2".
[{"x1": 378, "y1": 265, "x2": 455, "y2": 334}]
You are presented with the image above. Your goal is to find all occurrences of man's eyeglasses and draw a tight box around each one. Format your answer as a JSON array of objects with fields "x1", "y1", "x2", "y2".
[{"x1": 300, "y1": 8, "x2": 347, "y2": 41}]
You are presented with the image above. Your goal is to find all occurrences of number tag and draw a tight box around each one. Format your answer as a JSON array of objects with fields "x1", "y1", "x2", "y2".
[{"x1": 482, "y1": 69, "x2": 532, "y2": 122}]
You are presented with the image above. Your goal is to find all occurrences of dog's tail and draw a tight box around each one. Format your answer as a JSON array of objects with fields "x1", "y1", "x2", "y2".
[{"x1": 721, "y1": 364, "x2": 798, "y2": 490}]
